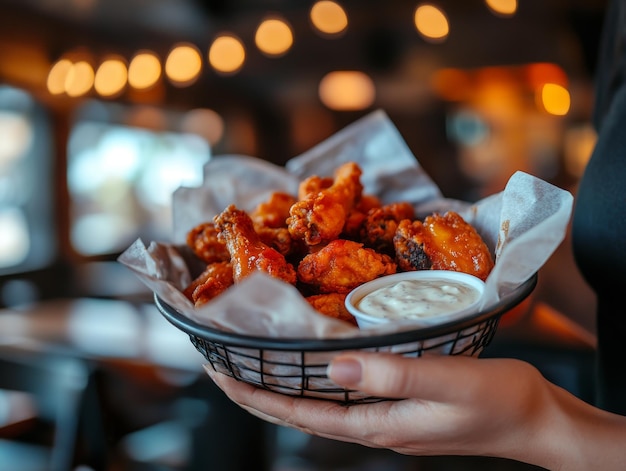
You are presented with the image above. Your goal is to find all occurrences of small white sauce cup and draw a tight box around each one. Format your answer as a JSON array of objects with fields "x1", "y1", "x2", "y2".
[{"x1": 345, "y1": 270, "x2": 486, "y2": 329}]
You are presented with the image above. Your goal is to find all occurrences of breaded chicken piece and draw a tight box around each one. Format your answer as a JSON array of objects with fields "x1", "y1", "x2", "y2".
[
  {"x1": 342, "y1": 194, "x2": 383, "y2": 241},
  {"x1": 298, "y1": 239, "x2": 396, "y2": 294},
  {"x1": 186, "y1": 222, "x2": 230, "y2": 264},
  {"x1": 305, "y1": 293, "x2": 357, "y2": 326},
  {"x1": 250, "y1": 191, "x2": 297, "y2": 229},
  {"x1": 288, "y1": 162, "x2": 364, "y2": 246},
  {"x1": 360, "y1": 201, "x2": 415, "y2": 255}
]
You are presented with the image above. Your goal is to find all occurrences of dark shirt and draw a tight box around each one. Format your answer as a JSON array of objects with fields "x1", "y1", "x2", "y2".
[{"x1": 572, "y1": 0, "x2": 626, "y2": 415}]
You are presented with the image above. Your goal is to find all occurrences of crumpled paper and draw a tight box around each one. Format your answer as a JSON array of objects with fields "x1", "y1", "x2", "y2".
[{"x1": 118, "y1": 109, "x2": 574, "y2": 340}]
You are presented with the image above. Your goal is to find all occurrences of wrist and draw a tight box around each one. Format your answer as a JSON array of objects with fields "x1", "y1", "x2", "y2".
[{"x1": 520, "y1": 381, "x2": 626, "y2": 470}]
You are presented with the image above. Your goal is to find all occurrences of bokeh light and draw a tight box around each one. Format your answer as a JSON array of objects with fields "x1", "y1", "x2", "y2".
[
  {"x1": 208, "y1": 34, "x2": 246, "y2": 74},
  {"x1": 128, "y1": 51, "x2": 162, "y2": 90},
  {"x1": 94, "y1": 56, "x2": 127, "y2": 97},
  {"x1": 414, "y1": 4, "x2": 449, "y2": 42},
  {"x1": 318, "y1": 71, "x2": 375, "y2": 111},
  {"x1": 47, "y1": 59, "x2": 73, "y2": 95},
  {"x1": 255, "y1": 17, "x2": 293, "y2": 57},
  {"x1": 180, "y1": 108, "x2": 224, "y2": 146},
  {"x1": 310, "y1": 1, "x2": 348, "y2": 36},
  {"x1": 485, "y1": 0, "x2": 517, "y2": 17},
  {"x1": 165, "y1": 43, "x2": 202, "y2": 86},
  {"x1": 65, "y1": 61, "x2": 95, "y2": 97},
  {"x1": 540, "y1": 83, "x2": 570, "y2": 116}
]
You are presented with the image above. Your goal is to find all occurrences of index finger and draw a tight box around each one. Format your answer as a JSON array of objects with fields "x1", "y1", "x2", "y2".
[{"x1": 207, "y1": 367, "x2": 396, "y2": 438}]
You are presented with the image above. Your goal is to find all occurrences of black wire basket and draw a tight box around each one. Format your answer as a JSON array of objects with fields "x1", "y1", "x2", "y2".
[{"x1": 154, "y1": 273, "x2": 537, "y2": 404}]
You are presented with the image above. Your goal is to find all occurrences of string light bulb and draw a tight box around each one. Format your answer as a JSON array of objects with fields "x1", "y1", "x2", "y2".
[
  {"x1": 414, "y1": 4, "x2": 450, "y2": 42},
  {"x1": 310, "y1": 1, "x2": 348, "y2": 36},
  {"x1": 485, "y1": 0, "x2": 517, "y2": 17},
  {"x1": 47, "y1": 59, "x2": 73, "y2": 95},
  {"x1": 65, "y1": 61, "x2": 94, "y2": 97},
  {"x1": 255, "y1": 17, "x2": 293, "y2": 57},
  {"x1": 128, "y1": 51, "x2": 162, "y2": 90},
  {"x1": 94, "y1": 56, "x2": 127, "y2": 97},
  {"x1": 165, "y1": 43, "x2": 202, "y2": 86},
  {"x1": 208, "y1": 34, "x2": 246, "y2": 75}
]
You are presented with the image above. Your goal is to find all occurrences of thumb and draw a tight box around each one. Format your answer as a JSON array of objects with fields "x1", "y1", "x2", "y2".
[{"x1": 327, "y1": 352, "x2": 479, "y2": 400}]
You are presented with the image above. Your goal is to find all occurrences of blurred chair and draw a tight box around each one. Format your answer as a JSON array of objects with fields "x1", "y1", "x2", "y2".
[
  {"x1": 0, "y1": 351, "x2": 106, "y2": 471},
  {"x1": 95, "y1": 358, "x2": 276, "y2": 471}
]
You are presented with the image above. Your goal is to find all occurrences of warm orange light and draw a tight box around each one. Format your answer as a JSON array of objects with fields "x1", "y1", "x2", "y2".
[
  {"x1": 255, "y1": 17, "x2": 293, "y2": 57},
  {"x1": 431, "y1": 68, "x2": 472, "y2": 101},
  {"x1": 165, "y1": 43, "x2": 202, "y2": 86},
  {"x1": 318, "y1": 71, "x2": 375, "y2": 111},
  {"x1": 485, "y1": 0, "x2": 517, "y2": 17},
  {"x1": 47, "y1": 59, "x2": 73, "y2": 95},
  {"x1": 208, "y1": 34, "x2": 246, "y2": 74},
  {"x1": 564, "y1": 124, "x2": 597, "y2": 177},
  {"x1": 128, "y1": 51, "x2": 161, "y2": 90},
  {"x1": 310, "y1": 1, "x2": 348, "y2": 36},
  {"x1": 526, "y1": 62, "x2": 568, "y2": 89},
  {"x1": 94, "y1": 57, "x2": 127, "y2": 97},
  {"x1": 540, "y1": 83, "x2": 570, "y2": 116},
  {"x1": 65, "y1": 61, "x2": 94, "y2": 97},
  {"x1": 414, "y1": 4, "x2": 449, "y2": 42}
]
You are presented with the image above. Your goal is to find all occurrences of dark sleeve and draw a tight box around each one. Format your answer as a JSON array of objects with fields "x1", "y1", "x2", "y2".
[
  {"x1": 592, "y1": 0, "x2": 626, "y2": 129},
  {"x1": 572, "y1": 0, "x2": 626, "y2": 415}
]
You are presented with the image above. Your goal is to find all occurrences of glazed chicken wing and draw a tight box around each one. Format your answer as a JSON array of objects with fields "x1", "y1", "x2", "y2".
[
  {"x1": 184, "y1": 261, "x2": 234, "y2": 307},
  {"x1": 214, "y1": 204, "x2": 297, "y2": 285},
  {"x1": 288, "y1": 162, "x2": 364, "y2": 246},
  {"x1": 298, "y1": 239, "x2": 396, "y2": 294},
  {"x1": 393, "y1": 211, "x2": 494, "y2": 281}
]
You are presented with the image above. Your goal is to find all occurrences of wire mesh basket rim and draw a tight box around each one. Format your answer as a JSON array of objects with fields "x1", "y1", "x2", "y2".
[{"x1": 155, "y1": 273, "x2": 537, "y2": 352}]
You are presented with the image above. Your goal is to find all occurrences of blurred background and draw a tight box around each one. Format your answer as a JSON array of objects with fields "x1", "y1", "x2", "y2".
[{"x1": 0, "y1": 0, "x2": 606, "y2": 470}]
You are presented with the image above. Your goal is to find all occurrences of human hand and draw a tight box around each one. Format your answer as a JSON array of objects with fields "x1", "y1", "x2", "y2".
[{"x1": 206, "y1": 352, "x2": 626, "y2": 470}]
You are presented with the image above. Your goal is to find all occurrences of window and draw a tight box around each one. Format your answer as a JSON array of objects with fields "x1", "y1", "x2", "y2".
[
  {"x1": 67, "y1": 113, "x2": 211, "y2": 257},
  {"x1": 0, "y1": 85, "x2": 55, "y2": 275}
]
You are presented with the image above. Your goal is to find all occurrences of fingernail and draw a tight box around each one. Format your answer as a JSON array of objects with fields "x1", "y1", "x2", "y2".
[{"x1": 328, "y1": 358, "x2": 362, "y2": 385}]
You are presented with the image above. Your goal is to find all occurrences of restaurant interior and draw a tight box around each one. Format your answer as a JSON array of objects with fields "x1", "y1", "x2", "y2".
[{"x1": 0, "y1": 0, "x2": 608, "y2": 469}]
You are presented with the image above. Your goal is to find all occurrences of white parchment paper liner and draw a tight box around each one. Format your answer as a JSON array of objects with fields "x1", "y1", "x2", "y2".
[{"x1": 118, "y1": 110, "x2": 573, "y2": 398}]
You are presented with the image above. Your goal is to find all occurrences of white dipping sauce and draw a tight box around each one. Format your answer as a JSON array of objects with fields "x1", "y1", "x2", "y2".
[{"x1": 356, "y1": 279, "x2": 480, "y2": 320}]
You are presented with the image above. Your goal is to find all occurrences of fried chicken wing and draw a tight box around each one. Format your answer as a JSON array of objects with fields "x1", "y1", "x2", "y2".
[
  {"x1": 186, "y1": 222, "x2": 230, "y2": 264},
  {"x1": 342, "y1": 194, "x2": 383, "y2": 240},
  {"x1": 360, "y1": 201, "x2": 415, "y2": 255},
  {"x1": 297, "y1": 175, "x2": 333, "y2": 200},
  {"x1": 305, "y1": 293, "x2": 357, "y2": 326},
  {"x1": 393, "y1": 211, "x2": 494, "y2": 281},
  {"x1": 250, "y1": 191, "x2": 297, "y2": 228},
  {"x1": 288, "y1": 162, "x2": 364, "y2": 246},
  {"x1": 298, "y1": 239, "x2": 396, "y2": 294},
  {"x1": 184, "y1": 261, "x2": 234, "y2": 307},
  {"x1": 255, "y1": 225, "x2": 301, "y2": 258},
  {"x1": 214, "y1": 204, "x2": 297, "y2": 285}
]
